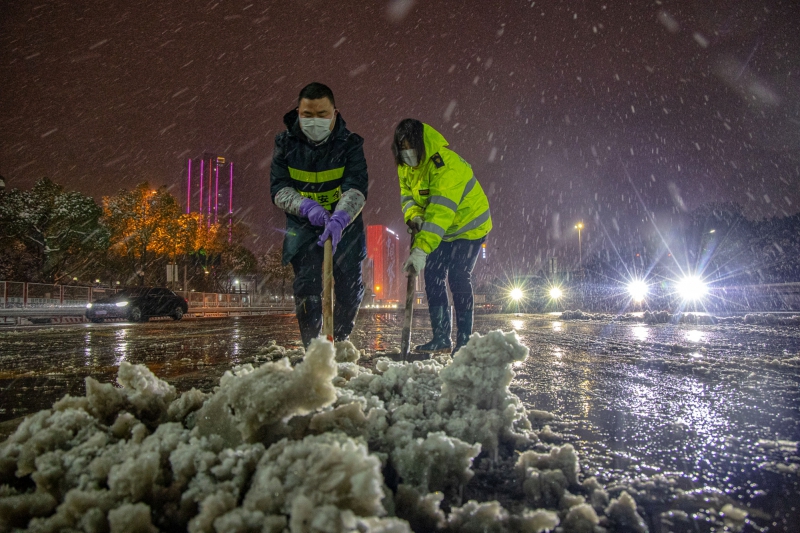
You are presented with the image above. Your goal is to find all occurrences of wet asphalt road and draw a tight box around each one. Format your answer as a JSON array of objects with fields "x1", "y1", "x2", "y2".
[{"x1": 1, "y1": 312, "x2": 799, "y2": 530}]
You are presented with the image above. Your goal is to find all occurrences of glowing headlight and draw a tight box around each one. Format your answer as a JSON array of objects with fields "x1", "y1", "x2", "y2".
[
  {"x1": 86, "y1": 303, "x2": 92, "y2": 309},
  {"x1": 627, "y1": 280, "x2": 648, "y2": 302},
  {"x1": 677, "y1": 276, "x2": 707, "y2": 301},
  {"x1": 549, "y1": 287, "x2": 563, "y2": 300},
  {"x1": 510, "y1": 288, "x2": 524, "y2": 301},
  {"x1": 116, "y1": 301, "x2": 129, "y2": 307}
]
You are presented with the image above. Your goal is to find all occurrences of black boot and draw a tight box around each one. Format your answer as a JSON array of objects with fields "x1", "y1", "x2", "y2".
[
  {"x1": 452, "y1": 294, "x2": 474, "y2": 355},
  {"x1": 333, "y1": 299, "x2": 360, "y2": 343},
  {"x1": 452, "y1": 308, "x2": 474, "y2": 355},
  {"x1": 295, "y1": 296, "x2": 322, "y2": 348},
  {"x1": 414, "y1": 306, "x2": 452, "y2": 352}
]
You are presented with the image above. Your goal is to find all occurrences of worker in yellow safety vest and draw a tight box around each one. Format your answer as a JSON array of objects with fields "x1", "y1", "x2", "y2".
[{"x1": 393, "y1": 119, "x2": 492, "y2": 354}]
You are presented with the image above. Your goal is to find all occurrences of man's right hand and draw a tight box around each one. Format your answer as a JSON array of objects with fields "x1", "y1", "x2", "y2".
[
  {"x1": 299, "y1": 198, "x2": 330, "y2": 227},
  {"x1": 403, "y1": 247, "x2": 427, "y2": 274},
  {"x1": 406, "y1": 216, "x2": 423, "y2": 234}
]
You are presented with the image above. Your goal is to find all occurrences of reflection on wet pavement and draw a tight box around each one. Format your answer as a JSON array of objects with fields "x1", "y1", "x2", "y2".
[{"x1": 1, "y1": 312, "x2": 800, "y2": 529}]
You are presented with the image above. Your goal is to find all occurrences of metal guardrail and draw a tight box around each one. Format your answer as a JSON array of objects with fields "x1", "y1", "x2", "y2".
[
  {"x1": 0, "y1": 281, "x2": 287, "y2": 310},
  {"x1": 0, "y1": 305, "x2": 296, "y2": 326}
]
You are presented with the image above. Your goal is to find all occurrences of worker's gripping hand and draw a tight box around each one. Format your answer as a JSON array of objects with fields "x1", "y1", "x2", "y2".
[
  {"x1": 403, "y1": 247, "x2": 427, "y2": 274},
  {"x1": 299, "y1": 198, "x2": 330, "y2": 227},
  {"x1": 318, "y1": 210, "x2": 351, "y2": 253},
  {"x1": 406, "y1": 216, "x2": 424, "y2": 234}
]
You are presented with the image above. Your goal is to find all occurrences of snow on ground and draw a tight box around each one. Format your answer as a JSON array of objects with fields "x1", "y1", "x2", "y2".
[
  {"x1": 0, "y1": 331, "x2": 660, "y2": 532},
  {"x1": 557, "y1": 309, "x2": 800, "y2": 327}
]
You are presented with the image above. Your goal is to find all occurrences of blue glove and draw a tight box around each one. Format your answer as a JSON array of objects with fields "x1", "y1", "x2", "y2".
[
  {"x1": 299, "y1": 198, "x2": 330, "y2": 227},
  {"x1": 318, "y1": 210, "x2": 351, "y2": 253}
]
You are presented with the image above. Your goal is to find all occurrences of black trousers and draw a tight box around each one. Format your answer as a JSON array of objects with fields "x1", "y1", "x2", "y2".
[
  {"x1": 424, "y1": 237, "x2": 485, "y2": 312},
  {"x1": 291, "y1": 239, "x2": 364, "y2": 338}
]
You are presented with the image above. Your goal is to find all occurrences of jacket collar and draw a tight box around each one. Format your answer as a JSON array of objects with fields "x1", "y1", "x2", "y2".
[
  {"x1": 283, "y1": 108, "x2": 348, "y2": 145},
  {"x1": 422, "y1": 123, "x2": 449, "y2": 159}
]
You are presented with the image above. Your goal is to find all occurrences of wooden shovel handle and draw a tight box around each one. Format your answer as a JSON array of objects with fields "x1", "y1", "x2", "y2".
[{"x1": 322, "y1": 239, "x2": 334, "y2": 341}]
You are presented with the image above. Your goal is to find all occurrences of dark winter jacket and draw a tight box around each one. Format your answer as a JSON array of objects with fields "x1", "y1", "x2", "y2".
[{"x1": 270, "y1": 109, "x2": 368, "y2": 265}]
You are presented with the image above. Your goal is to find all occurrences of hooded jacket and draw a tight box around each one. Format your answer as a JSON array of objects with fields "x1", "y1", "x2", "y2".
[
  {"x1": 270, "y1": 109, "x2": 368, "y2": 265},
  {"x1": 398, "y1": 124, "x2": 492, "y2": 254}
]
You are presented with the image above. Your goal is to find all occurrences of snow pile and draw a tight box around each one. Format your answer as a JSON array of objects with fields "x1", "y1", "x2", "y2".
[
  {"x1": 676, "y1": 313, "x2": 716, "y2": 325},
  {"x1": 720, "y1": 503, "x2": 748, "y2": 528},
  {"x1": 334, "y1": 341, "x2": 362, "y2": 363},
  {"x1": 766, "y1": 355, "x2": 800, "y2": 368},
  {"x1": 236, "y1": 432, "x2": 385, "y2": 531},
  {"x1": 643, "y1": 311, "x2": 672, "y2": 324},
  {"x1": 252, "y1": 340, "x2": 362, "y2": 366},
  {"x1": 0, "y1": 331, "x2": 644, "y2": 532},
  {"x1": 438, "y1": 331, "x2": 534, "y2": 454},
  {"x1": 559, "y1": 310, "x2": 615, "y2": 321},
  {"x1": 560, "y1": 310, "x2": 590, "y2": 320},
  {"x1": 194, "y1": 338, "x2": 338, "y2": 447},
  {"x1": 744, "y1": 314, "x2": 800, "y2": 326},
  {"x1": 445, "y1": 500, "x2": 560, "y2": 532},
  {"x1": 560, "y1": 310, "x2": 646, "y2": 323},
  {"x1": 392, "y1": 432, "x2": 480, "y2": 496},
  {"x1": 516, "y1": 444, "x2": 579, "y2": 508},
  {"x1": 605, "y1": 491, "x2": 647, "y2": 533},
  {"x1": 713, "y1": 316, "x2": 742, "y2": 325},
  {"x1": 335, "y1": 330, "x2": 534, "y2": 466},
  {"x1": 252, "y1": 341, "x2": 307, "y2": 365}
]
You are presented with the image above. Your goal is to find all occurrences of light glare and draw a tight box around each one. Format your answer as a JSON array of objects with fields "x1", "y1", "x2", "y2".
[
  {"x1": 627, "y1": 280, "x2": 648, "y2": 302},
  {"x1": 549, "y1": 287, "x2": 563, "y2": 300},
  {"x1": 677, "y1": 276, "x2": 708, "y2": 300},
  {"x1": 510, "y1": 288, "x2": 524, "y2": 301}
]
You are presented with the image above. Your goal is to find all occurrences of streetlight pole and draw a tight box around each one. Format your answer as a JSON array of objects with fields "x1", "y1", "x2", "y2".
[{"x1": 574, "y1": 222, "x2": 584, "y2": 266}]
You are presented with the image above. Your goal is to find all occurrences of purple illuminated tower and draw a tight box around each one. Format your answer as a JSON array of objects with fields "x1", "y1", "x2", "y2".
[{"x1": 182, "y1": 152, "x2": 235, "y2": 225}]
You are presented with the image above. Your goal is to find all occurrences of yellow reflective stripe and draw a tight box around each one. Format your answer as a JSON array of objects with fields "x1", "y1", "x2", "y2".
[
  {"x1": 428, "y1": 195, "x2": 458, "y2": 212},
  {"x1": 444, "y1": 208, "x2": 491, "y2": 239},
  {"x1": 460, "y1": 176, "x2": 476, "y2": 201},
  {"x1": 299, "y1": 187, "x2": 342, "y2": 208},
  {"x1": 421, "y1": 221, "x2": 446, "y2": 238},
  {"x1": 288, "y1": 167, "x2": 345, "y2": 183}
]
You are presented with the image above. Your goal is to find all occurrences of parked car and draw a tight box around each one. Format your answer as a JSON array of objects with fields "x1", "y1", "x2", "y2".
[{"x1": 86, "y1": 287, "x2": 188, "y2": 323}]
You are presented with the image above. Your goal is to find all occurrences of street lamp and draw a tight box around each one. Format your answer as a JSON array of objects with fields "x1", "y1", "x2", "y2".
[{"x1": 574, "y1": 222, "x2": 584, "y2": 266}]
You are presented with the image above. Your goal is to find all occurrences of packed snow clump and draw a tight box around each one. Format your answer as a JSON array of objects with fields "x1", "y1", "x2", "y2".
[
  {"x1": 194, "y1": 338, "x2": 338, "y2": 446},
  {"x1": 1, "y1": 330, "x2": 641, "y2": 532},
  {"x1": 252, "y1": 340, "x2": 307, "y2": 365}
]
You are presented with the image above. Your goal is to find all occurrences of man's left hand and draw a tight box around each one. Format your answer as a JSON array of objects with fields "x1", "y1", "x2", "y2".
[{"x1": 318, "y1": 210, "x2": 351, "y2": 253}]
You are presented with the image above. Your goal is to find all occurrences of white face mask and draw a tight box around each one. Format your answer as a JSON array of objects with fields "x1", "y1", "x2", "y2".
[
  {"x1": 400, "y1": 149, "x2": 418, "y2": 167},
  {"x1": 299, "y1": 116, "x2": 333, "y2": 143}
]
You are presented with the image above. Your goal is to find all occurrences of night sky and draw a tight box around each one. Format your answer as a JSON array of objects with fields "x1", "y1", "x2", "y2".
[{"x1": 3, "y1": 0, "x2": 800, "y2": 271}]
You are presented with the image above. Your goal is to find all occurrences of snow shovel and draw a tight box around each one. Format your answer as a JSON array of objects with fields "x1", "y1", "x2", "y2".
[
  {"x1": 400, "y1": 232, "x2": 417, "y2": 361},
  {"x1": 322, "y1": 238, "x2": 334, "y2": 342}
]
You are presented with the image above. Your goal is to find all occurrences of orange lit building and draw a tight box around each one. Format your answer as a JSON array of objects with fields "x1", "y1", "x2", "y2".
[{"x1": 365, "y1": 225, "x2": 402, "y2": 302}]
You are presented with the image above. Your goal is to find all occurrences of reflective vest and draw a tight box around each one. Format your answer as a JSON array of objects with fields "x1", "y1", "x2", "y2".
[
  {"x1": 398, "y1": 124, "x2": 492, "y2": 254},
  {"x1": 288, "y1": 167, "x2": 344, "y2": 210}
]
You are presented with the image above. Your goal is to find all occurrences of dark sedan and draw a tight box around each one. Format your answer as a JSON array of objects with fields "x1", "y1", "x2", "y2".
[{"x1": 86, "y1": 287, "x2": 188, "y2": 323}]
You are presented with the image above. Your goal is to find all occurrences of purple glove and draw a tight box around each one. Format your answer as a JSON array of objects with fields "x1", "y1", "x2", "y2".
[
  {"x1": 318, "y1": 210, "x2": 351, "y2": 253},
  {"x1": 299, "y1": 198, "x2": 330, "y2": 227}
]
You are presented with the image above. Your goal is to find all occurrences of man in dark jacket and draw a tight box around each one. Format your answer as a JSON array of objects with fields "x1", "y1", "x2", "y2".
[{"x1": 270, "y1": 82, "x2": 368, "y2": 347}]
